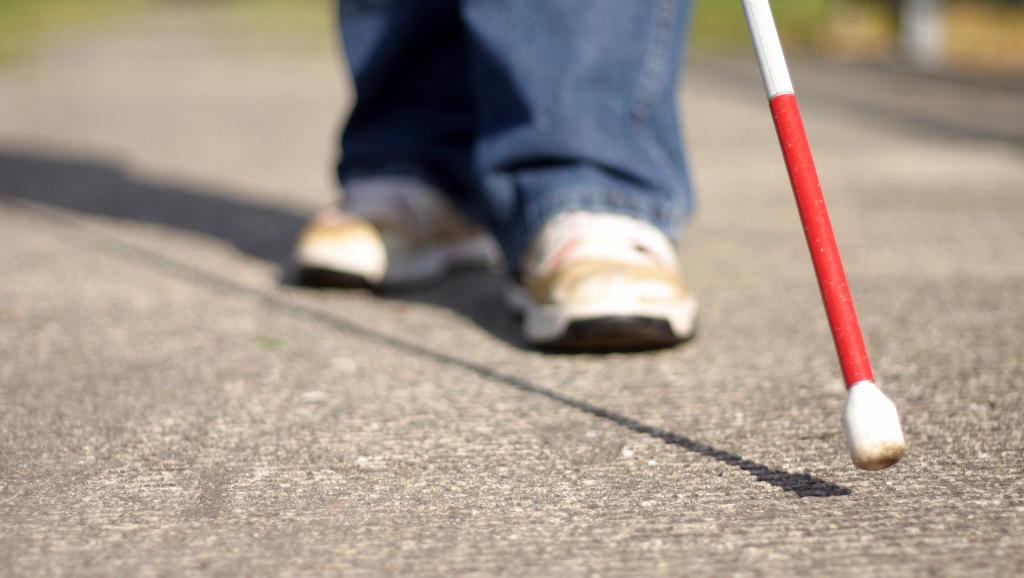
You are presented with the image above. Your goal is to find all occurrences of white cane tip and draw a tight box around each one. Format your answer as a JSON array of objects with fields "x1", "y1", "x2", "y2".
[{"x1": 842, "y1": 381, "x2": 906, "y2": 471}]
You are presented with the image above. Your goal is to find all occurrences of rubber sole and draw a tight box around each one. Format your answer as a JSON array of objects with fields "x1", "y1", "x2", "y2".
[
  {"x1": 506, "y1": 285, "x2": 698, "y2": 352},
  {"x1": 540, "y1": 316, "x2": 693, "y2": 352},
  {"x1": 294, "y1": 267, "x2": 372, "y2": 290}
]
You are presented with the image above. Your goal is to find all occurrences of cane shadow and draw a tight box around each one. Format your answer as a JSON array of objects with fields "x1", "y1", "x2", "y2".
[{"x1": 0, "y1": 147, "x2": 851, "y2": 498}]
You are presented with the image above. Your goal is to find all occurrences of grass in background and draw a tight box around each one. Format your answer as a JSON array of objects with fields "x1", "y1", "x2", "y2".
[
  {"x1": 1, "y1": 0, "x2": 1021, "y2": 73},
  {"x1": 692, "y1": 0, "x2": 833, "y2": 53},
  {"x1": 206, "y1": 0, "x2": 1024, "y2": 73},
  {"x1": 947, "y1": 1, "x2": 1024, "y2": 73},
  {"x1": 205, "y1": 0, "x2": 333, "y2": 53},
  {"x1": 693, "y1": 0, "x2": 1024, "y2": 74},
  {"x1": 212, "y1": 0, "x2": 835, "y2": 56},
  {"x1": 0, "y1": 0, "x2": 147, "y2": 60}
]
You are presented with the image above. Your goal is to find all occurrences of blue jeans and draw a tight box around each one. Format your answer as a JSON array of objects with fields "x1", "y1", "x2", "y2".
[{"x1": 338, "y1": 0, "x2": 693, "y2": 268}]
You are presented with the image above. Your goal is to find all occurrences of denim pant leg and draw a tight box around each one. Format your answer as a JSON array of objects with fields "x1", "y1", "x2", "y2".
[
  {"x1": 461, "y1": 0, "x2": 694, "y2": 268},
  {"x1": 337, "y1": 0, "x2": 479, "y2": 214}
]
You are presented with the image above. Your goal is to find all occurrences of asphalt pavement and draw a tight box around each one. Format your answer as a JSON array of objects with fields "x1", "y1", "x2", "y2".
[{"x1": 1, "y1": 4, "x2": 1022, "y2": 576}]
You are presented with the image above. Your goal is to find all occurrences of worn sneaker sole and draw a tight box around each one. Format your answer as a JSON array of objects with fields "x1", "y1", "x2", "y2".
[
  {"x1": 295, "y1": 268, "x2": 372, "y2": 289},
  {"x1": 508, "y1": 287, "x2": 698, "y2": 351}
]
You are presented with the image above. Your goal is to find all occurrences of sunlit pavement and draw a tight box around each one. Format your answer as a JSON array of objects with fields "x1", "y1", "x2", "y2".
[{"x1": 1, "y1": 4, "x2": 1022, "y2": 576}]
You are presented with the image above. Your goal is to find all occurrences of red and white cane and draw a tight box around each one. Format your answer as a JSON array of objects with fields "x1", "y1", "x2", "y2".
[{"x1": 741, "y1": 0, "x2": 906, "y2": 470}]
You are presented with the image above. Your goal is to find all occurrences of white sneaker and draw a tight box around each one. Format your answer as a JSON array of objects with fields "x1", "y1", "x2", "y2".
[
  {"x1": 294, "y1": 179, "x2": 501, "y2": 288},
  {"x1": 511, "y1": 211, "x2": 698, "y2": 350}
]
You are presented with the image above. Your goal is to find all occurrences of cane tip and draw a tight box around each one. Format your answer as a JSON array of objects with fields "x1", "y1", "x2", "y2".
[{"x1": 843, "y1": 381, "x2": 907, "y2": 471}]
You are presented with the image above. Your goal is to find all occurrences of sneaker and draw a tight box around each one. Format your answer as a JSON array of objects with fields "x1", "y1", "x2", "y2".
[
  {"x1": 511, "y1": 211, "x2": 698, "y2": 351},
  {"x1": 294, "y1": 179, "x2": 501, "y2": 288}
]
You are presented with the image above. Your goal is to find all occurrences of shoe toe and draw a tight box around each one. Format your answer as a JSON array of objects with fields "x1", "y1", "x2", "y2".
[
  {"x1": 296, "y1": 218, "x2": 387, "y2": 285},
  {"x1": 549, "y1": 261, "x2": 688, "y2": 305}
]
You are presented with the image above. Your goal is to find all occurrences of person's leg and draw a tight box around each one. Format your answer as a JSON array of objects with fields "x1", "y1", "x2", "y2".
[
  {"x1": 338, "y1": 0, "x2": 477, "y2": 211},
  {"x1": 462, "y1": 0, "x2": 698, "y2": 349},
  {"x1": 460, "y1": 0, "x2": 694, "y2": 269},
  {"x1": 294, "y1": 0, "x2": 499, "y2": 288}
]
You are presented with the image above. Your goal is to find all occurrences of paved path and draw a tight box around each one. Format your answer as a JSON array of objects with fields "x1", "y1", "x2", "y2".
[{"x1": 1, "y1": 4, "x2": 1022, "y2": 576}]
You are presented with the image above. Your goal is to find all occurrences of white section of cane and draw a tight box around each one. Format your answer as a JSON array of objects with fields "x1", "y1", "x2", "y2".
[{"x1": 741, "y1": 0, "x2": 795, "y2": 98}]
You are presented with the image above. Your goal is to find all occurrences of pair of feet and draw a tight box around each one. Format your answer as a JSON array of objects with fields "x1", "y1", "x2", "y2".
[{"x1": 294, "y1": 180, "x2": 698, "y2": 351}]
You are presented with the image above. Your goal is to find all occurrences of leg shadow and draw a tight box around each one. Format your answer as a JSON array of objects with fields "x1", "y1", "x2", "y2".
[
  {"x1": 0, "y1": 149, "x2": 305, "y2": 267},
  {"x1": 0, "y1": 147, "x2": 524, "y2": 345}
]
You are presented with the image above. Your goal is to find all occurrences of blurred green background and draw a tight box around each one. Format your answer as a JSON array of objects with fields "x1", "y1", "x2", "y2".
[
  {"x1": 0, "y1": 0, "x2": 147, "y2": 58},
  {"x1": 694, "y1": 0, "x2": 1024, "y2": 72},
  {"x1": 2, "y1": 0, "x2": 1023, "y2": 73}
]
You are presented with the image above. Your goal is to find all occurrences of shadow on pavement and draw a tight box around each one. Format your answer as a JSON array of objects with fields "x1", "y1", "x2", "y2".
[
  {"x1": 0, "y1": 147, "x2": 852, "y2": 498},
  {"x1": 0, "y1": 151, "x2": 306, "y2": 266},
  {"x1": 0, "y1": 148, "x2": 523, "y2": 344}
]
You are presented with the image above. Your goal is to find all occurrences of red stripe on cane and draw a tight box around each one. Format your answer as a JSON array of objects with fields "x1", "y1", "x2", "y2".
[{"x1": 769, "y1": 93, "x2": 874, "y2": 387}]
